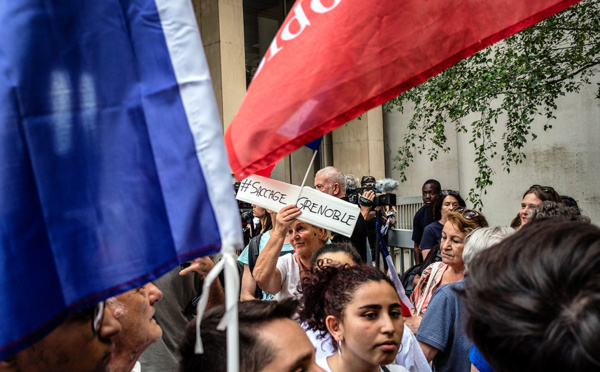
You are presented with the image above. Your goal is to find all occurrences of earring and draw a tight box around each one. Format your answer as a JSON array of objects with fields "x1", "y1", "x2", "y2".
[{"x1": 337, "y1": 340, "x2": 342, "y2": 358}]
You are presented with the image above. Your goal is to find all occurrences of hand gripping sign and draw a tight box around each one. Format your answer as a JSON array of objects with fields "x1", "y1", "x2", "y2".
[{"x1": 236, "y1": 175, "x2": 359, "y2": 237}]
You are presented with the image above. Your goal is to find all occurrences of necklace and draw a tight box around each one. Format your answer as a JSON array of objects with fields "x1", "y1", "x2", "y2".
[{"x1": 296, "y1": 256, "x2": 311, "y2": 274}]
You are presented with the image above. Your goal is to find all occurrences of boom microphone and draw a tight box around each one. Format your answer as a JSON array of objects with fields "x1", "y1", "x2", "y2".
[{"x1": 376, "y1": 178, "x2": 399, "y2": 192}]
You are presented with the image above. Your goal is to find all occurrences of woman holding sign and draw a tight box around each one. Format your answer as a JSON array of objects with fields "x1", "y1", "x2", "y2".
[
  {"x1": 253, "y1": 204, "x2": 330, "y2": 300},
  {"x1": 238, "y1": 208, "x2": 294, "y2": 301}
]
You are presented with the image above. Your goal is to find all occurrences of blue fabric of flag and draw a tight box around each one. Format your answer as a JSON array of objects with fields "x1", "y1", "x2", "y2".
[
  {"x1": 304, "y1": 136, "x2": 323, "y2": 151},
  {"x1": 0, "y1": 0, "x2": 237, "y2": 359},
  {"x1": 376, "y1": 222, "x2": 415, "y2": 313}
]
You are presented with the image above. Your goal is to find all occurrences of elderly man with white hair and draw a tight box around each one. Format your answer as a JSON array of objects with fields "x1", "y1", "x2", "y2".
[{"x1": 314, "y1": 166, "x2": 369, "y2": 262}]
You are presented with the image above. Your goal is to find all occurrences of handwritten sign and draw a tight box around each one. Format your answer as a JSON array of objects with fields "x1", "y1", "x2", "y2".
[
  {"x1": 236, "y1": 175, "x2": 359, "y2": 237},
  {"x1": 236, "y1": 175, "x2": 300, "y2": 212},
  {"x1": 294, "y1": 187, "x2": 359, "y2": 237}
]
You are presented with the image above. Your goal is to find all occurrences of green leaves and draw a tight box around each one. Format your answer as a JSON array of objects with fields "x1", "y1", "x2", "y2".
[{"x1": 387, "y1": 0, "x2": 600, "y2": 207}]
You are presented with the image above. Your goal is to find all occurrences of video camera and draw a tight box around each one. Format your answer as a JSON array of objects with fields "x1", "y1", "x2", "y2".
[{"x1": 346, "y1": 176, "x2": 398, "y2": 207}]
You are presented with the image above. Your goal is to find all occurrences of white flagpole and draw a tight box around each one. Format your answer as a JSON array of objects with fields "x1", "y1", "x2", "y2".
[
  {"x1": 223, "y1": 247, "x2": 239, "y2": 372},
  {"x1": 296, "y1": 149, "x2": 318, "y2": 203},
  {"x1": 299, "y1": 150, "x2": 318, "y2": 190}
]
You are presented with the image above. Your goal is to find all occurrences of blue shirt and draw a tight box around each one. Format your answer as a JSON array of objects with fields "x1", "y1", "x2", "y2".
[
  {"x1": 420, "y1": 221, "x2": 444, "y2": 251},
  {"x1": 417, "y1": 280, "x2": 470, "y2": 372},
  {"x1": 412, "y1": 205, "x2": 435, "y2": 244}
]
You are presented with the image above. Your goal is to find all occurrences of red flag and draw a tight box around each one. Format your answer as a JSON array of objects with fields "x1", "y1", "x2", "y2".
[{"x1": 225, "y1": 0, "x2": 581, "y2": 180}]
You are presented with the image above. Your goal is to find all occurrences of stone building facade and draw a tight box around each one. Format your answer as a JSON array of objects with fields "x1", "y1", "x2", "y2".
[{"x1": 194, "y1": 0, "x2": 599, "y2": 225}]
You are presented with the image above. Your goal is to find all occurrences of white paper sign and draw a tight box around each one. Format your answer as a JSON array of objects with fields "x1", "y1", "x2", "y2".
[
  {"x1": 236, "y1": 175, "x2": 300, "y2": 212},
  {"x1": 294, "y1": 187, "x2": 359, "y2": 237},
  {"x1": 236, "y1": 175, "x2": 360, "y2": 237}
]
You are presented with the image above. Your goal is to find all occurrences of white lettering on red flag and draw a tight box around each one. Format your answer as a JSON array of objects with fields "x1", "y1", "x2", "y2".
[{"x1": 226, "y1": 0, "x2": 583, "y2": 180}]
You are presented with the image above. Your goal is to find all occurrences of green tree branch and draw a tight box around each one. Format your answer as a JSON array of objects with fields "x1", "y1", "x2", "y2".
[{"x1": 385, "y1": 0, "x2": 600, "y2": 207}]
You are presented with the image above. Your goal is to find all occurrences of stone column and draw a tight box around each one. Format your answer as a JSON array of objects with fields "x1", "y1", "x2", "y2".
[
  {"x1": 194, "y1": 0, "x2": 246, "y2": 131},
  {"x1": 331, "y1": 106, "x2": 385, "y2": 179}
]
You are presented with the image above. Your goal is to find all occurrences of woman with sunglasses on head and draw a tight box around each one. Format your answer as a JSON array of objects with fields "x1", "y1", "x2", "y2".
[
  {"x1": 510, "y1": 184, "x2": 561, "y2": 228},
  {"x1": 406, "y1": 208, "x2": 488, "y2": 334},
  {"x1": 299, "y1": 263, "x2": 409, "y2": 372},
  {"x1": 420, "y1": 190, "x2": 466, "y2": 261},
  {"x1": 417, "y1": 226, "x2": 515, "y2": 372}
]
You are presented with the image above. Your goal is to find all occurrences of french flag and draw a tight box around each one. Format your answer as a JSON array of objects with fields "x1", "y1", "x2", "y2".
[{"x1": 0, "y1": 0, "x2": 242, "y2": 359}]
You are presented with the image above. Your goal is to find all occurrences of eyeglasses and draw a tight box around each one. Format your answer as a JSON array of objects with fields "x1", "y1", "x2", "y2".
[
  {"x1": 452, "y1": 207, "x2": 480, "y2": 220},
  {"x1": 531, "y1": 184, "x2": 555, "y2": 194},
  {"x1": 79, "y1": 301, "x2": 105, "y2": 335},
  {"x1": 441, "y1": 190, "x2": 460, "y2": 197}
]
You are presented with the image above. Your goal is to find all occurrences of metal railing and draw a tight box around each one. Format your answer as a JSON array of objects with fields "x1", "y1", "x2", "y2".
[
  {"x1": 395, "y1": 196, "x2": 424, "y2": 230},
  {"x1": 385, "y1": 196, "x2": 423, "y2": 274},
  {"x1": 386, "y1": 228, "x2": 415, "y2": 274}
]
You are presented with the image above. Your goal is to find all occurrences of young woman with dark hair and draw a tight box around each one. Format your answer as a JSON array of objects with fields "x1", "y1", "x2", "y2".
[
  {"x1": 510, "y1": 184, "x2": 562, "y2": 228},
  {"x1": 304, "y1": 245, "x2": 430, "y2": 372},
  {"x1": 298, "y1": 264, "x2": 408, "y2": 372},
  {"x1": 252, "y1": 204, "x2": 272, "y2": 234}
]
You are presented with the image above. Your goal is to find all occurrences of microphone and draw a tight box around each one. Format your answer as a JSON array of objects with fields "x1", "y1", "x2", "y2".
[{"x1": 375, "y1": 178, "x2": 399, "y2": 192}]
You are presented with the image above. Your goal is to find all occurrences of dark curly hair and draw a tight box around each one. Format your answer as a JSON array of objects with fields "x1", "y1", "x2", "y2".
[
  {"x1": 297, "y1": 264, "x2": 396, "y2": 352},
  {"x1": 309, "y1": 242, "x2": 362, "y2": 269},
  {"x1": 529, "y1": 201, "x2": 590, "y2": 223}
]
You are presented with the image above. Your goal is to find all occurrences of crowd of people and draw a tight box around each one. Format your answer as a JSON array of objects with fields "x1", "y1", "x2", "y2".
[{"x1": 2, "y1": 167, "x2": 598, "y2": 372}]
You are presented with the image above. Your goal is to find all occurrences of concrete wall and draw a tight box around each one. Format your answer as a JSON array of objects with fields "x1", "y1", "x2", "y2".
[
  {"x1": 384, "y1": 72, "x2": 600, "y2": 226},
  {"x1": 383, "y1": 109, "x2": 461, "y2": 198},
  {"x1": 195, "y1": 0, "x2": 246, "y2": 131},
  {"x1": 332, "y1": 106, "x2": 386, "y2": 180}
]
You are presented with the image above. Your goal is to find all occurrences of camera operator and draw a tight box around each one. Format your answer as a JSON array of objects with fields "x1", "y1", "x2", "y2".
[
  {"x1": 354, "y1": 176, "x2": 375, "y2": 218},
  {"x1": 353, "y1": 176, "x2": 397, "y2": 267},
  {"x1": 314, "y1": 167, "x2": 369, "y2": 262}
]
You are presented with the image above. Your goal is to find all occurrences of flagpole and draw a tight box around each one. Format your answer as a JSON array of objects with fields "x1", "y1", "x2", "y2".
[
  {"x1": 299, "y1": 150, "x2": 318, "y2": 189},
  {"x1": 223, "y1": 247, "x2": 239, "y2": 372}
]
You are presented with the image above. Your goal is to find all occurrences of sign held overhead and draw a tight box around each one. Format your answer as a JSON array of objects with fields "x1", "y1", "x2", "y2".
[{"x1": 236, "y1": 175, "x2": 359, "y2": 237}]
